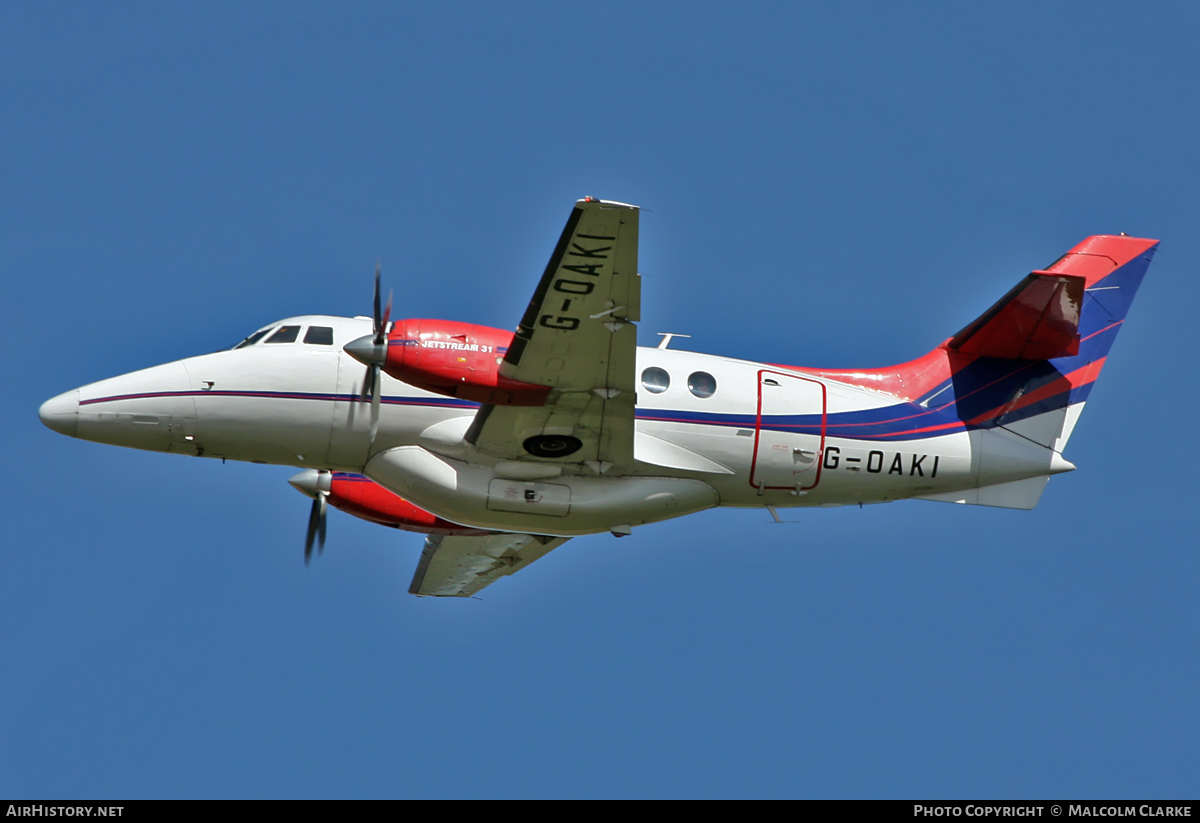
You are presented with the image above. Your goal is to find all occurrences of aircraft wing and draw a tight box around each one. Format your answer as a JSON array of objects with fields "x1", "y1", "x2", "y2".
[
  {"x1": 465, "y1": 198, "x2": 640, "y2": 474},
  {"x1": 409, "y1": 532, "x2": 571, "y2": 597}
]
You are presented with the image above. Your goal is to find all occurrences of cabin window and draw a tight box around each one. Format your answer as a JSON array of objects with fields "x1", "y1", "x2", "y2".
[
  {"x1": 265, "y1": 325, "x2": 301, "y2": 344},
  {"x1": 304, "y1": 326, "x2": 334, "y2": 345},
  {"x1": 687, "y1": 371, "x2": 717, "y2": 398},
  {"x1": 641, "y1": 367, "x2": 670, "y2": 394},
  {"x1": 233, "y1": 328, "x2": 273, "y2": 349}
]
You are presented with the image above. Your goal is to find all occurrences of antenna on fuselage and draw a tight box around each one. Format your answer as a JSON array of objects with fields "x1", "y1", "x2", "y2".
[{"x1": 656, "y1": 333, "x2": 692, "y2": 350}]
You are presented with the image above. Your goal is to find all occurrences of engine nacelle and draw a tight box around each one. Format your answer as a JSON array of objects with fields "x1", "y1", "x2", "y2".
[
  {"x1": 304, "y1": 471, "x2": 490, "y2": 536},
  {"x1": 384, "y1": 319, "x2": 551, "y2": 406},
  {"x1": 364, "y1": 446, "x2": 721, "y2": 537}
]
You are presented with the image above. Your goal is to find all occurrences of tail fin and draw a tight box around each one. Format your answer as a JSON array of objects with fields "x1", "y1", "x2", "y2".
[
  {"x1": 799, "y1": 235, "x2": 1158, "y2": 453},
  {"x1": 945, "y1": 234, "x2": 1158, "y2": 452}
]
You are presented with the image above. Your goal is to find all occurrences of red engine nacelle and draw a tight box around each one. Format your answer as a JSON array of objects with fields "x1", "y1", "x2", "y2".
[
  {"x1": 329, "y1": 472, "x2": 490, "y2": 536},
  {"x1": 383, "y1": 319, "x2": 551, "y2": 406}
]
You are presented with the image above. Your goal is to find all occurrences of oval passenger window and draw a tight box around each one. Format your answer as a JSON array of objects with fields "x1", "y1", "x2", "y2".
[
  {"x1": 687, "y1": 371, "x2": 717, "y2": 398},
  {"x1": 641, "y1": 367, "x2": 670, "y2": 394}
]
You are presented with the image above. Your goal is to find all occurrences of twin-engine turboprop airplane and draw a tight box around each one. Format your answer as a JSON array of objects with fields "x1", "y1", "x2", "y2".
[{"x1": 38, "y1": 198, "x2": 1157, "y2": 597}]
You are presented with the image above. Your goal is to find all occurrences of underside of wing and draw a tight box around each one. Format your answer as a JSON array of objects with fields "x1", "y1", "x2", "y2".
[
  {"x1": 409, "y1": 532, "x2": 571, "y2": 597},
  {"x1": 466, "y1": 198, "x2": 640, "y2": 474}
]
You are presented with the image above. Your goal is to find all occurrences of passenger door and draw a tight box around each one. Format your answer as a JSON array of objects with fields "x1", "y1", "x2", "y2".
[{"x1": 751, "y1": 370, "x2": 826, "y2": 492}]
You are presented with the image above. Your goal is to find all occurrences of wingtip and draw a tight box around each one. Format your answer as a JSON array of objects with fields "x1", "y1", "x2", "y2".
[{"x1": 577, "y1": 196, "x2": 640, "y2": 210}]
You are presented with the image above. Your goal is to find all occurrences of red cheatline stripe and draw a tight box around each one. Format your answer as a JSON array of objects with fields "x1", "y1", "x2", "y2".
[
  {"x1": 1080, "y1": 320, "x2": 1123, "y2": 343},
  {"x1": 849, "y1": 420, "x2": 965, "y2": 439}
]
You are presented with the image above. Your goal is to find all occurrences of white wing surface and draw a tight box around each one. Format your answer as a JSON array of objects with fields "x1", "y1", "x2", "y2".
[
  {"x1": 409, "y1": 533, "x2": 572, "y2": 597},
  {"x1": 465, "y1": 198, "x2": 640, "y2": 474}
]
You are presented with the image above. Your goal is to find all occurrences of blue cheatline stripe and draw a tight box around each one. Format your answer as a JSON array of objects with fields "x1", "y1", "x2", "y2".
[{"x1": 74, "y1": 387, "x2": 1047, "y2": 442}]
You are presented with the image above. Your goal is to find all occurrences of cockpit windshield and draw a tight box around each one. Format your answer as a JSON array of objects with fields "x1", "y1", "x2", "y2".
[
  {"x1": 232, "y1": 328, "x2": 274, "y2": 350},
  {"x1": 264, "y1": 325, "x2": 301, "y2": 344},
  {"x1": 231, "y1": 320, "x2": 338, "y2": 350}
]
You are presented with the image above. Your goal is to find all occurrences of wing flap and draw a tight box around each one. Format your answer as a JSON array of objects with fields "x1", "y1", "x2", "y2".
[
  {"x1": 948, "y1": 272, "x2": 1085, "y2": 360},
  {"x1": 409, "y1": 532, "x2": 571, "y2": 597}
]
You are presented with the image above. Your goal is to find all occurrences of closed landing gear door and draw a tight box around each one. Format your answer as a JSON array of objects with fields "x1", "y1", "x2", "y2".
[{"x1": 751, "y1": 370, "x2": 827, "y2": 492}]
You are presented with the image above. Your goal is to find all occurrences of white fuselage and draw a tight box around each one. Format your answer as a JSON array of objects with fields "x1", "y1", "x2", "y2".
[{"x1": 41, "y1": 314, "x2": 1072, "y2": 536}]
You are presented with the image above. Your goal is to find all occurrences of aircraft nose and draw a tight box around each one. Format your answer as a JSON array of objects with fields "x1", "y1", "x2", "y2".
[{"x1": 39, "y1": 389, "x2": 80, "y2": 437}]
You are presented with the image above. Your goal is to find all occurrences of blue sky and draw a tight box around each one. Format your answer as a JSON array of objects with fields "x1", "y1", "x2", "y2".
[{"x1": 3, "y1": 2, "x2": 1198, "y2": 798}]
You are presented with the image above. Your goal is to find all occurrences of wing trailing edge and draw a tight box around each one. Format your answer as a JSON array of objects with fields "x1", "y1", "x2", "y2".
[{"x1": 409, "y1": 532, "x2": 571, "y2": 597}]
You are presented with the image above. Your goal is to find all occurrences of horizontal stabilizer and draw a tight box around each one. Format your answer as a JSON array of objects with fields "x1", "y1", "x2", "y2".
[
  {"x1": 916, "y1": 476, "x2": 1052, "y2": 511},
  {"x1": 948, "y1": 272, "x2": 1085, "y2": 360}
]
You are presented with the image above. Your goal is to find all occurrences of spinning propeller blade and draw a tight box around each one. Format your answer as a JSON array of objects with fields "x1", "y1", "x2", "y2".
[
  {"x1": 304, "y1": 495, "x2": 323, "y2": 565},
  {"x1": 343, "y1": 262, "x2": 393, "y2": 447},
  {"x1": 316, "y1": 492, "x2": 327, "y2": 558},
  {"x1": 370, "y1": 366, "x2": 382, "y2": 443},
  {"x1": 290, "y1": 470, "x2": 331, "y2": 566},
  {"x1": 361, "y1": 362, "x2": 377, "y2": 400},
  {"x1": 379, "y1": 292, "x2": 392, "y2": 346},
  {"x1": 368, "y1": 264, "x2": 391, "y2": 443},
  {"x1": 372, "y1": 261, "x2": 382, "y2": 341}
]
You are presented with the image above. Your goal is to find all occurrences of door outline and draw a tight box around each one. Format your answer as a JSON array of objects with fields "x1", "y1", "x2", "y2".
[{"x1": 750, "y1": 369, "x2": 827, "y2": 491}]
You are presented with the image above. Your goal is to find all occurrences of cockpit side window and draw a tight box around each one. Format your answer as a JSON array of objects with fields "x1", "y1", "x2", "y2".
[
  {"x1": 304, "y1": 326, "x2": 334, "y2": 345},
  {"x1": 233, "y1": 328, "x2": 273, "y2": 349},
  {"x1": 265, "y1": 325, "x2": 301, "y2": 344}
]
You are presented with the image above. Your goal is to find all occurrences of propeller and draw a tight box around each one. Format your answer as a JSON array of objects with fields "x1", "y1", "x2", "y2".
[
  {"x1": 344, "y1": 262, "x2": 392, "y2": 446},
  {"x1": 304, "y1": 490, "x2": 327, "y2": 565},
  {"x1": 288, "y1": 469, "x2": 332, "y2": 565}
]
